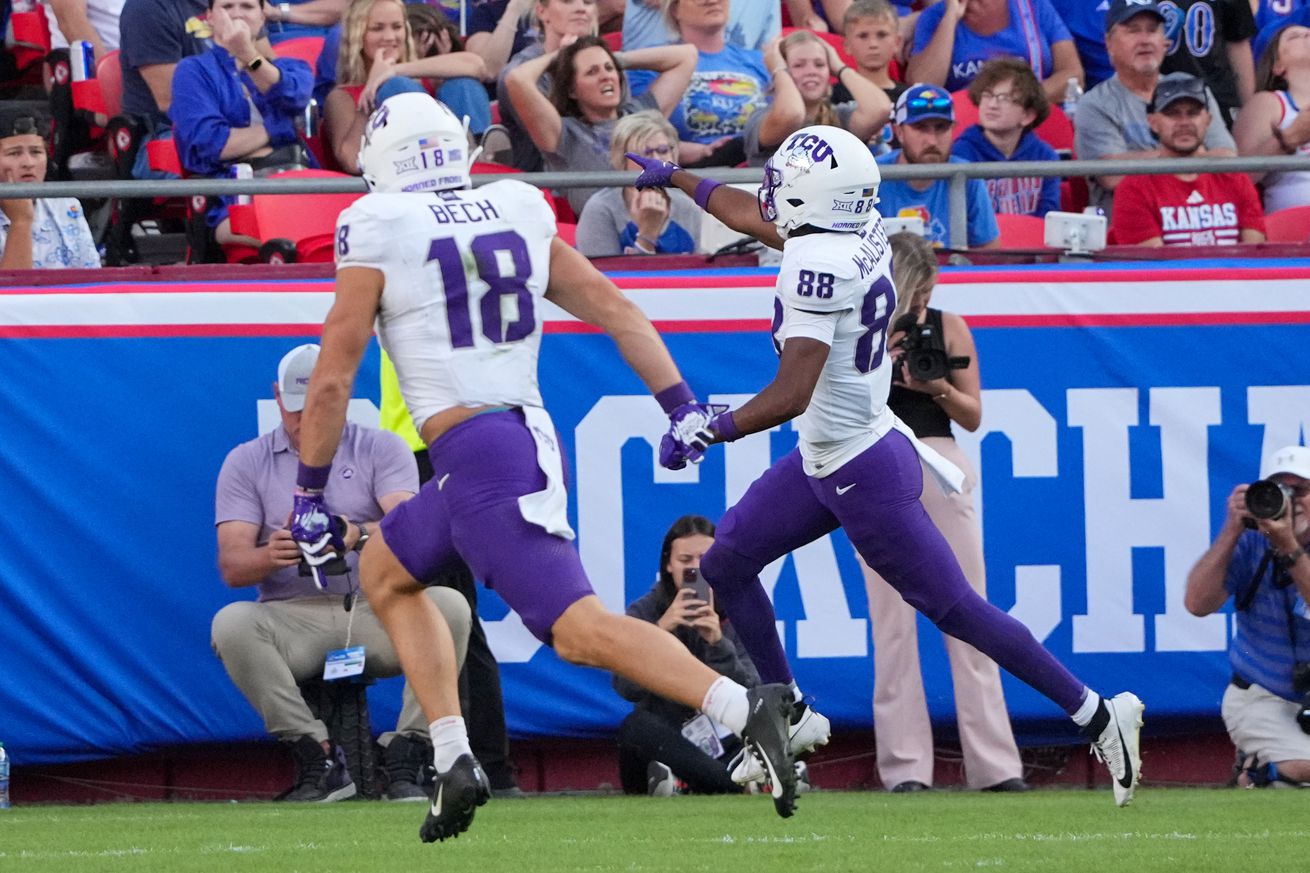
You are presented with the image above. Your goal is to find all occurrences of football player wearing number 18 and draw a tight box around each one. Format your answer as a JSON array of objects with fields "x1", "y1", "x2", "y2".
[
  {"x1": 628, "y1": 124, "x2": 1147, "y2": 808},
  {"x1": 289, "y1": 86, "x2": 801, "y2": 843}
]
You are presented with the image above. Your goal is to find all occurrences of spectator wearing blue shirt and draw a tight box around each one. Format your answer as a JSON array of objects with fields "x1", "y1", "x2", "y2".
[
  {"x1": 262, "y1": 0, "x2": 347, "y2": 44},
  {"x1": 876, "y1": 83, "x2": 1000, "y2": 247},
  {"x1": 463, "y1": 0, "x2": 538, "y2": 79},
  {"x1": 628, "y1": 0, "x2": 771, "y2": 165},
  {"x1": 951, "y1": 57, "x2": 1061, "y2": 217},
  {"x1": 1048, "y1": 0, "x2": 1115, "y2": 88},
  {"x1": 171, "y1": 0, "x2": 315, "y2": 242},
  {"x1": 907, "y1": 0, "x2": 1083, "y2": 102},
  {"x1": 621, "y1": 0, "x2": 780, "y2": 51}
]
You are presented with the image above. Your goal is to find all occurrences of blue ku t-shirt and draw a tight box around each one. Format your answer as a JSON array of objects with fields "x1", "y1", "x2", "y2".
[
  {"x1": 875, "y1": 153, "x2": 999, "y2": 247},
  {"x1": 627, "y1": 43, "x2": 769, "y2": 144},
  {"x1": 914, "y1": 0, "x2": 1072, "y2": 92}
]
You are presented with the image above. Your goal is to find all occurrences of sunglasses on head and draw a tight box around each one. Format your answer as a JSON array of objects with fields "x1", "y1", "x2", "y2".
[{"x1": 906, "y1": 96, "x2": 952, "y2": 110}]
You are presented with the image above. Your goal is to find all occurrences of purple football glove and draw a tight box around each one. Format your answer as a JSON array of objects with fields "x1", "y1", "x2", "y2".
[
  {"x1": 661, "y1": 401, "x2": 731, "y2": 469},
  {"x1": 659, "y1": 431, "x2": 691, "y2": 470},
  {"x1": 290, "y1": 490, "x2": 346, "y2": 588},
  {"x1": 626, "y1": 152, "x2": 681, "y2": 189}
]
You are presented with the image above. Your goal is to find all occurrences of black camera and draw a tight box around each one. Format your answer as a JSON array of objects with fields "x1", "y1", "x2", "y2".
[
  {"x1": 1245, "y1": 478, "x2": 1294, "y2": 521},
  {"x1": 892, "y1": 313, "x2": 970, "y2": 383},
  {"x1": 1292, "y1": 662, "x2": 1310, "y2": 735}
]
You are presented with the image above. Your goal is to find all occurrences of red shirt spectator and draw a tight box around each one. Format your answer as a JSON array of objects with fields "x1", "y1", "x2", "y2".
[{"x1": 1111, "y1": 171, "x2": 1266, "y2": 245}]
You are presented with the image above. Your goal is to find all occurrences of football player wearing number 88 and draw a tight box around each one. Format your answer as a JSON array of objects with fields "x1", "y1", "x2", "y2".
[
  {"x1": 629, "y1": 123, "x2": 1147, "y2": 807},
  {"x1": 292, "y1": 85, "x2": 803, "y2": 839}
]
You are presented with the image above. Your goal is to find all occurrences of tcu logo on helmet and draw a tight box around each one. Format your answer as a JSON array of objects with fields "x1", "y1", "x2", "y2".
[{"x1": 782, "y1": 131, "x2": 834, "y2": 164}]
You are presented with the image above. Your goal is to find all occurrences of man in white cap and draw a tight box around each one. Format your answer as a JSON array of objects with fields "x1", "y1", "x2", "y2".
[
  {"x1": 1186, "y1": 444, "x2": 1310, "y2": 786},
  {"x1": 212, "y1": 343, "x2": 471, "y2": 802}
]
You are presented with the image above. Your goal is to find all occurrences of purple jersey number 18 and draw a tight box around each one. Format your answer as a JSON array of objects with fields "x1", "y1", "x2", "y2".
[{"x1": 426, "y1": 231, "x2": 536, "y2": 348}]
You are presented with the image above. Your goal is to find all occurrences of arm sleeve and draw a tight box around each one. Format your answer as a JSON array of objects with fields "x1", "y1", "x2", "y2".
[
  {"x1": 266, "y1": 58, "x2": 313, "y2": 114},
  {"x1": 120, "y1": 0, "x2": 185, "y2": 68},
  {"x1": 1235, "y1": 174, "x2": 1267, "y2": 234},
  {"x1": 1073, "y1": 89, "x2": 1126, "y2": 160},
  {"x1": 966, "y1": 179, "x2": 1000, "y2": 246},
  {"x1": 367, "y1": 429, "x2": 420, "y2": 501},
  {"x1": 1037, "y1": 173, "x2": 1062, "y2": 217},
  {"x1": 170, "y1": 57, "x2": 231, "y2": 175},
  {"x1": 334, "y1": 198, "x2": 394, "y2": 272},
  {"x1": 214, "y1": 445, "x2": 264, "y2": 527},
  {"x1": 1037, "y1": 0, "x2": 1072, "y2": 43},
  {"x1": 1203, "y1": 89, "x2": 1237, "y2": 150},
  {"x1": 1108, "y1": 177, "x2": 1161, "y2": 244},
  {"x1": 1222, "y1": 0, "x2": 1257, "y2": 40},
  {"x1": 575, "y1": 192, "x2": 624, "y2": 257},
  {"x1": 624, "y1": 67, "x2": 658, "y2": 100},
  {"x1": 912, "y1": 6, "x2": 945, "y2": 54}
]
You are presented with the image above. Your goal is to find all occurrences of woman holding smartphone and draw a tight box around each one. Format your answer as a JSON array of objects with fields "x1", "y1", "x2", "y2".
[{"x1": 613, "y1": 515, "x2": 766, "y2": 796}]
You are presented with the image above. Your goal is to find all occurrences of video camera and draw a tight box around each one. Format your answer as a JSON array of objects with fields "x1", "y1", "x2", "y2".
[{"x1": 892, "y1": 313, "x2": 970, "y2": 383}]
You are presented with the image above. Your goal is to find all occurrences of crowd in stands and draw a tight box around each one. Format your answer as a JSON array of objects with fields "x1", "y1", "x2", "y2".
[{"x1": 1, "y1": 0, "x2": 1309, "y2": 262}]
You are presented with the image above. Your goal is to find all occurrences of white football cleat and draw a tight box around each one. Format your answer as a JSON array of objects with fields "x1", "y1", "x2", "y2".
[
  {"x1": 731, "y1": 701, "x2": 830, "y2": 785},
  {"x1": 1087, "y1": 691, "x2": 1145, "y2": 807}
]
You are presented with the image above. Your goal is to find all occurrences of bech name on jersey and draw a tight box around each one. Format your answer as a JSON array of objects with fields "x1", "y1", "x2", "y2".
[
  {"x1": 850, "y1": 219, "x2": 891, "y2": 279},
  {"x1": 427, "y1": 196, "x2": 503, "y2": 226},
  {"x1": 1159, "y1": 201, "x2": 1239, "y2": 232}
]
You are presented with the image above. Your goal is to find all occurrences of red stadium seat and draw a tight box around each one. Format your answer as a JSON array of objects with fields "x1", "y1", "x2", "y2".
[
  {"x1": 1034, "y1": 103, "x2": 1074, "y2": 154},
  {"x1": 70, "y1": 49, "x2": 123, "y2": 118},
  {"x1": 601, "y1": 31, "x2": 623, "y2": 52},
  {"x1": 8, "y1": 10, "x2": 51, "y2": 72},
  {"x1": 1264, "y1": 205, "x2": 1310, "y2": 243},
  {"x1": 273, "y1": 36, "x2": 326, "y2": 76},
  {"x1": 780, "y1": 27, "x2": 857, "y2": 72},
  {"x1": 994, "y1": 213, "x2": 1047, "y2": 248},
  {"x1": 557, "y1": 222, "x2": 578, "y2": 247},
  {"x1": 228, "y1": 168, "x2": 365, "y2": 262},
  {"x1": 951, "y1": 89, "x2": 979, "y2": 137},
  {"x1": 1060, "y1": 177, "x2": 1089, "y2": 213}
]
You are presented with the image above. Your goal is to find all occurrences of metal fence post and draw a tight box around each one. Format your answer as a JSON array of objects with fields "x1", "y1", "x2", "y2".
[{"x1": 949, "y1": 171, "x2": 968, "y2": 250}]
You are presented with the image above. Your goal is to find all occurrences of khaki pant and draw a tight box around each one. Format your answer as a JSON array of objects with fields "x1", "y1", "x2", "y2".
[
  {"x1": 212, "y1": 588, "x2": 471, "y2": 745},
  {"x1": 862, "y1": 436, "x2": 1023, "y2": 789}
]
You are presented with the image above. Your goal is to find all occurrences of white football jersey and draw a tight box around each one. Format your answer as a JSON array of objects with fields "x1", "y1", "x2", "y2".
[
  {"x1": 773, "y1": 220, "x2": 898, "y2": 477},
  {"x1": 335, "y1": 178, "x2": 557, "y2": 431}
]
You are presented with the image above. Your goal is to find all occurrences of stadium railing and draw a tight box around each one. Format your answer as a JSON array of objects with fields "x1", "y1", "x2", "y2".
[{"x1": 3, "y1": 155, "x2": 1310, "y2": 251}]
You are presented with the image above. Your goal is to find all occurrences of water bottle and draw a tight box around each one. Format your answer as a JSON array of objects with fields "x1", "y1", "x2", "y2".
[
  {"x1": 0, "y1": 742, "x2": 11, "y2": 809},
  {"x1": 231, "y1": 162, "x2": 254, "y2": 205},
  {"x1": 1063, "y1": 77, "x2": 1083, "y2": 121},
  {"x1": 70, "y1": 40, "x2": 96, "y2": 82}
]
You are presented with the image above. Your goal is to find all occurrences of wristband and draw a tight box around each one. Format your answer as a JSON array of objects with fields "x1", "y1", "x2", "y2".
[
  {"x1": 297, "y1": 461, "x2": 331, "y2": 491},
  {"x1": 636, "y1": 234, "x2": 659, "y2": 252},
  {"x1": 1281, "y1": 546, "x2": 1306, "y2": 567},
  {"x1": 834, "y1": 66, "x2": 849, "y2": 79},
  {"x1": 693, "y1": 178, "x2": 722, "y2": 210},
  {"x1": 710, "y1": 410, "x2": 742, "y2": 442},
  {"x1": 654, "y1": 380, "x2": 695, "y2": 414}
]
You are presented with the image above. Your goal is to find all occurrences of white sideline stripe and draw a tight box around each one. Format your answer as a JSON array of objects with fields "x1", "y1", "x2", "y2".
[{"x1": 2, "y1": 280, "x2": 1310, "y2": 327}]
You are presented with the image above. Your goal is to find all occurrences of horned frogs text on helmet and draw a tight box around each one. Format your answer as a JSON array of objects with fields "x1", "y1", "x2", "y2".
[
  {"x1": 358, "y1": 92, "x2": 474, "y2": 194},
  {"x1": 757, "y1": 124, "x2": 881, "y2": 238}
]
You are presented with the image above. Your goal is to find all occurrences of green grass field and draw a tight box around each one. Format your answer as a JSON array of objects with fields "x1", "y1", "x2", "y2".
[{"x1": 0, "y1": 788, "x2": 1303, "y2": 873}]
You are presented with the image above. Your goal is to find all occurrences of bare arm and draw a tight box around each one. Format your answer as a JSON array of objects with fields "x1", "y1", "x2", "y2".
[
  {"x1": 727, "y1": 336, "x2": 831, "y2": 436},
  {"x1": 394, "y1": 51, "x2": 490, "y2": 83},
  {"x1": 0, "y1": 196, "x2": 35, "y2": 269},
  {"x1": 834, "y1": 64, "x2": 892, "y2": 142},
  {"x1": 220, "y1": 124, "x2": 272, "y2": 161},
  {"x1": 785, "y1": 0, "x2": 829, "y2": 32},
  {"x1": 543, "y1": 237, "x2": 685, "y2": 395},
  {"x1": 904, "y1": 0, "x2": 963, "y2": 87},
  {"x1": 299, "y1": 266, "x2": 384, "y2": 467},
  {"x1": 1227, "y1": 38, "x2": 1256, "y2": 107},
  {"x1": 1185, "y1": 485, "x2": 1249, "y2": 615},
  {"x1": 1235, "y1": 90, "x2": 1304, "y2": 183},
  {"x1": 48, "y1": 0, "x2": 107, "y2": 58},
  {"x1": 1041, "y1": 40, "x2": 1084, "y2": 104},
  {"x1": 217, "y1": 522, "x2": 302, "y2": 587},
  {"x1": 1240, "y1": 227, "x2": 1266, "y2": 243},
  {"x1": 618, "y1": 44, "x2": 698, "y2": 117},
  {"x1": 930, "y1": 309, "x2": 981, "y2": 432},
  {"x1": 758, "y1": 66, "x2": 807, "y2": 151},
  {"x1": 325, "y1": 86, "x2": 366, "y2": 173},
  {"x1": 139, "y1": 62, "x2": 178, "y2": 114},
  {"x1": 265, "y1": 0, "x2": 349, "y2": 27},
  {"x1": 665, "y1": 167, "x2": 787, "y2": 250},
  {"x1": 464, "y1": 0, "x2": 535, "y2": 80},
  {"x1": 505, "y1": 49, "x2": 562, "y2": 155}
]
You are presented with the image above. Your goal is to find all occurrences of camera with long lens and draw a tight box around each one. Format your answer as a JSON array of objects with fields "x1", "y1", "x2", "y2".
[
  {"x1": 1245, "y1": 478, "x2": 1295, "y2": 522},
  {"x1": 1291, "y1": 662, "x2": 1310, "y2": 735},
  {"x1": 892, "y1": 313, "x2": 971, "y2": 383}
]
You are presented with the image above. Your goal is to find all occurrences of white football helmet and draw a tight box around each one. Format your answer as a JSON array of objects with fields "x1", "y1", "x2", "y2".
[
  {"x1": 358, "y1": 93, "x2": 474, "y2": 193},
  {"x1": 757, "y1": 124, "x2": 881, "y2": 238}
]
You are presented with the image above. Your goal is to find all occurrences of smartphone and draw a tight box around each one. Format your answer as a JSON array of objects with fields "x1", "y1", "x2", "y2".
[{"x1": 681, "y1": 567, "x2": 711, "y2": 602}]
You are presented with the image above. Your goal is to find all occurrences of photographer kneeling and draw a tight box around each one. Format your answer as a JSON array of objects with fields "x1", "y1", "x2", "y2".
[
  {"x1": 1185, "y1": 446, "x2": 1310, "y2": 787},
  {"x1": 860, "y1": 232, "x2": 1026, "y2": 794}
]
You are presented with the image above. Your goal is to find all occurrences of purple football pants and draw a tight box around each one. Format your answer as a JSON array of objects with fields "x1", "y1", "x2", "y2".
[
  {"x1": 700, "y1": 429, "x2": 1087, "y2": 716},
  {"x1": 380, "y1": 409, "x2": 593, "y2": 645}
]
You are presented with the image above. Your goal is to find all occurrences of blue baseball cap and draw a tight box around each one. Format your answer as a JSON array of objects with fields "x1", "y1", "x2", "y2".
[
  {"x1": 1104, "y1": 0, "x2": 1164, "y2": 33},
  {"x1": 1253, "y1": 9, "x2": 1310, "y2": 67},
  {"x1": 894, "y1": 84, "x2": 954, "y2": 125}
]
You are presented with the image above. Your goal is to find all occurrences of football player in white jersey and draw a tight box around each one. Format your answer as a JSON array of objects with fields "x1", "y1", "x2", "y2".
[
  {"x1": 287, "y1": 87, "x2": 801, "y2": 842},
  {"x1": 627, "y1": 125, "x2": 1146, "y2": 807}
]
